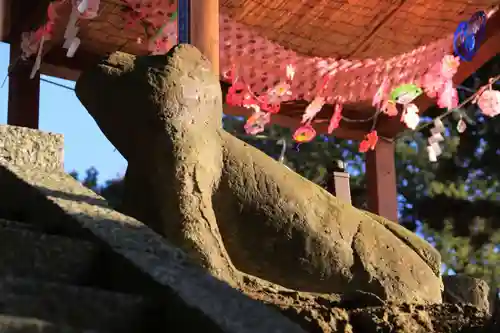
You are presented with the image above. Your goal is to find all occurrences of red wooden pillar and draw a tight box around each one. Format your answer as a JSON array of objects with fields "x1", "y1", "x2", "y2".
[
  {"x1": 366, "y1": 139, "x2": 398, "y2": 222},
  {"x1": 191, "y1": 0, "x2": 219, "y2": 74},
  {"x1": 7, "y1": 44, "x2": 40, "y2": 129}
]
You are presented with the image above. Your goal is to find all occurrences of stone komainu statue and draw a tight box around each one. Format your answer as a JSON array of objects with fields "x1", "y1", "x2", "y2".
[{"x1": 75, "y1": 44, "x2": 443, "y2": 304}]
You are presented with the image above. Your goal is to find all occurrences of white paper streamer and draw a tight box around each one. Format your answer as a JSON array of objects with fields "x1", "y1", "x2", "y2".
[
  {"x1": 427, "y1": 146, "x2": 437, "y2": 162},
  {"x1": 66, "y1": 37, "x2": 81, "y2": 58},
  {"x1": 30, "y1": 35, "x2": 45, "y2": 79}
]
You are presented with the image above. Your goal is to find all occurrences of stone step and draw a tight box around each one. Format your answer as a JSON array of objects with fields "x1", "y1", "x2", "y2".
[
  {"x1": 0, "y1": 216, "x2": 94, "y2": 241},
  {"x1": 0, "y1": 314, "x2": 94, "y2": 333},
  {"x1": 0, "y1": 225, "x2": 100, "y2": 284},
  {"x1": 0, "y1": 218, "x2": 41, "y2": 232},
  {"x1": 0, "y1": 276, "x2": 161, "y2": 332}
]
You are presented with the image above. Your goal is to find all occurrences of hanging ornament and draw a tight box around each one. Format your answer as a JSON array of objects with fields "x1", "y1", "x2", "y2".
[
  {"x1": 20, "y1": 0, "x2": 58, "y2": 68},
  {"x1": 423, "y1": 55, "x2": 460, "y2": 101},
  {"x1": 63, "y1": 7, "x2": 81, "y2": 58},
  {"x1": 429, "y1": 119, "x2": 445, "y2": 143},
  {"x1": 390, "y1": 84, "x2": 423, "y2": 105},
  {"x1": 21, "y1": 32, "x2": 41, "y2": 60},
  {"x1": 358, "y1": 131, "x2": 379, "y2": 153},
  {"x1": 302, "y1": 96, "x2": 325, "y2": 123},
  {"x1": 372, "y1": 77, "x2": 389, "y2": 108},
  {"x1": 437, "y1": 80, "x2": 459, "y2": 110},
  {"x1": 66, "y1": 37, "x2": 81, "y2": 58},
  {"x1": 73, "y1": 0, "x2": 101, "y2": 19},
  {"x1": 427, "y1": 146, "x2": 438, "y2": 162},
  {"x1": 453, "y1": 11, "x2": 487, "y2": 62},
  {"x1": 373, "y1": 78, "x2": 398, "y2": 116},
  {"x1": 401, "y1": 103, "x2": 420, "y2": 129},
  {"x1": 30, "y1": 35, "x2": 46, "y2": 79},
  {"x1": 267, "y1": 82, "x2": 292, "y2": 104},
  {"x1": 286, "y1": 64, "x2": 296, "y2": 80},
  {"x1": 426, "y1": 117, "x2": 446, "y2": 162},
  {"x1": 328, "y1": 103, "x2": 343, "y2": 134},
  {"x1": 430, "y1": 141, "x2": 442, "y2": 155},
  {"x1": 244, "y1": 109, "x2": 271, "y2": 135},
  {"x1": 457, "y1": 118, "x2": 467, "y2": 133},
  {"x1": 432, "y1": 118, "x2": 445, "y2": 133},
  {"x1": 441, "y1": 55, "x2": 460, "y2": 79},
  {"x1": 475, "y1": 86, "x2": 500, "y2": 118},
  {"x1": 293, "y1": 124, "x2": 316, "y2": 143},
  {"x1": 381, "y1": 100, "x2": 398, "y2": 117}
]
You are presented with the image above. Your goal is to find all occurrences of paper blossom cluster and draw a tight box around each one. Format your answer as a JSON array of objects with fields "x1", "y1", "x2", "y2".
[
  {"x1": 474, "y1": 80, "x2": 500, "y2": 118},
  {"x1": 121, "y1": 0, "x2": 178, "y2": 54},
  {"x1": 20, "y1": 0, "x2": 104, "y2": 78},
  {"x1": 20, "y1": 0, "x2": 178, "y2": 80},
  {"x1": 226, "y1": 52, "x2": 463, "y2": 153}
]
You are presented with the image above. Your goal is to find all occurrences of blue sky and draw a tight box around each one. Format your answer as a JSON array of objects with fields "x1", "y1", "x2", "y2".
[{"x1": 0, "y1": 42, "x2": 127, "y2": 184}]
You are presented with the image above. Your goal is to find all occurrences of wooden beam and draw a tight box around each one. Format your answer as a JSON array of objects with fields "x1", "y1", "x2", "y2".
[
  {"x1": 8, "y1": 44, "x2": 40, "y2": 129},
  {"x1": 190, "y1": 0, "x2": 219, "y2": 74},
  {"x1": 4, "y1": 0, "x2": 51, "y2": 43},
  {"x1": 376, "y1": 8, "x2": 500, "y2": 138},
  {"x1": 0, "y1": 0, "x2": 11, "y2": 40},
  {"x1": 365, "y1": 139, "x2": 398, "y2": 222},
  {"x1": 40, "y1": 63, "x2": 81, "y2": 81},
  {"x1": 43, "y1": 46, "x2": 102, "y2": 72}
]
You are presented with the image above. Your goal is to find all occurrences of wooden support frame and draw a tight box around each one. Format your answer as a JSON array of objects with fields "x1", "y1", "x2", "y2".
[
  {"x1": 3, "y1": 0, "x2": 53, "y2": 129},
  {"x1": 365, "y1": 139, "x2": 398, "y2": 222},
  {"x1": 7, "y1": 43, "x2": 40, "y2": 129}
]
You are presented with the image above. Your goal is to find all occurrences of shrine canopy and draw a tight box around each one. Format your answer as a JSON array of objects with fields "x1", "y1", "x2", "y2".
[{"x1": 2, "y1": 0, "x2": 500, "y2": 144}]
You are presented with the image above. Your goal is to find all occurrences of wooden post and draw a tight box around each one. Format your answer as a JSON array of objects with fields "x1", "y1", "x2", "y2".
[
  {"x1": 366, "y1": 140, "x2": 398, "y2": 222},
  {"x1": 327, "y1": 161, "x2": 352, "y2": 204},
  {"x1": 190, "y1": 0, "x2": 219, "y2": 74},
  {"x1": 0, "y1": 0, "x2": 10, "y2": 39},
  {"x1": 7, "y1": 44, "x2": 40, "y2": 129}
]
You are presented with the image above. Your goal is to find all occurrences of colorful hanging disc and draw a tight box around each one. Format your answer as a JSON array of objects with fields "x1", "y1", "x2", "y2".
[{"x1": 453, "y1": 11, "x2": 487, "y2": 62}]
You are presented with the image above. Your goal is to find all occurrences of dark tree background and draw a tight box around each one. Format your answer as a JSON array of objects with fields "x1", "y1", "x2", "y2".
[{"x1": 71, "y1": 55, "x2": 500, "y2": 290}]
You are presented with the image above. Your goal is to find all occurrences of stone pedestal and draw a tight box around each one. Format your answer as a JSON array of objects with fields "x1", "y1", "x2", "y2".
[{"x1": 0, "y1": 125, "x2": 64, "y2": 172}]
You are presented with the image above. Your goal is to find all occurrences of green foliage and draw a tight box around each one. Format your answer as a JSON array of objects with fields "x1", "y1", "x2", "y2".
[{"x1": 69, "y1": 167, "x2": 123, "y2": 207}]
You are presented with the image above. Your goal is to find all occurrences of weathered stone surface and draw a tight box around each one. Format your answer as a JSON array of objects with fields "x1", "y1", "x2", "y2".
[
  {"x1": 0, "y1": 125, "x2": 63, "y2": 172},
  {"x1": 229, "y1": 283, "x2": 493, "y2": 333},
  {"x1": 0, "y1": 162, "x2": 307, "y2": 333},
  {"x1": 0, "y1": 223, "x2": 99, "y2": 283},
  {"x1": 74, "y1": 45, "x2": 443, "y2": 304},
  {"x1": 443, "y1": 275, "x2": 491, "y2": 313},
  {"x1": 0, "y1": 275, "x2": 151, "y2": 332},
  {"x1": 0, "y1": 314, "x2": 85, "y2": 333}
]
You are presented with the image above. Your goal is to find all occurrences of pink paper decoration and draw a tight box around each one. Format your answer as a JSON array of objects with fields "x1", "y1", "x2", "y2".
[
  {"x1": 328, "y1": 103, "x2": 343, "y2": 134},
  {"x1": 423, "y1": 55, "x2": 460, "y2": 110},
  {"x1": 476, "y1": 89, "x2": 500, "y2": 117},
  {"x1": 302, "y1": 96, "x2": 325, "y2": 123},
  {"x1": 73, "y1": 0, "x2": 101, "y2": 19},
  {"x1": 359, "y1": 131, "x2": 379, "y2": 153},
  {"x1": 293, "y1": 124, "x2": 316, "y2": 143},
  {"x1": 244, "y1": 110, "x2": 271, "y2": 135}
]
